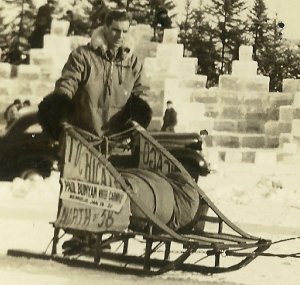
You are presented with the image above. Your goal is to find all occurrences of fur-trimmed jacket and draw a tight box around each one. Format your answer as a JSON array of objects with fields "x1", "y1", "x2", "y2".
[{"x1": 54, "y1": 26, "x2": 143, "y2": 136}]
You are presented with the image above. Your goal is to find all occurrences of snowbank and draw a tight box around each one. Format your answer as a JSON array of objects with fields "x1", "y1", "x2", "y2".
[{"x1": 199, "y1": 162, "x2": 300, "y2": 235}]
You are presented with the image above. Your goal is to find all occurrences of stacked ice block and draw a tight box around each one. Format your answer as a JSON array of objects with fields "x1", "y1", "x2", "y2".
[{"x1": 143, "y1": 28, "x2": 213, "y2": 133}]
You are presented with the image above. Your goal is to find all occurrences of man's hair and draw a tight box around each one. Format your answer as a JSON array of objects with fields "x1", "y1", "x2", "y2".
[
  {"x1": 23, "y1": 100, "x2": 31, "y2": 106},
  {"x1": 105, "y1": 10, "x2": 132, "y2": 27},
  {"x1": 14, "y1": 99, "x2": 21, "y2": 105},
  {"x1": 166, "y1": 100, "x2": 173, "y2": 105}
]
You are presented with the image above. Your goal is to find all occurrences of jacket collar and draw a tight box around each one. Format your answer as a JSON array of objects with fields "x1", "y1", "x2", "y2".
[{"x1": 90, "y1": 26, "x2": 134, "y2": 61}]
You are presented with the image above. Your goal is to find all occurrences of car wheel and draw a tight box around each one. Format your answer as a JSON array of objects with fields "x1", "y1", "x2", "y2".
[{"x1": 19, "y1": 168, "x2": 44, "y2": 181}]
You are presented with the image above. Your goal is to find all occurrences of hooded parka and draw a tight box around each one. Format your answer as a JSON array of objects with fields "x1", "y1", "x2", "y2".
[{"x1": 54, "y1": 26, "x2": 143, "y2": 136}]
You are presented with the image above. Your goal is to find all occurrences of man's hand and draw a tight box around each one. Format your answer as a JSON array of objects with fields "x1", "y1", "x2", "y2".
[{"x1": 38, "y1": 92, "x2": 74, "y2": 140}]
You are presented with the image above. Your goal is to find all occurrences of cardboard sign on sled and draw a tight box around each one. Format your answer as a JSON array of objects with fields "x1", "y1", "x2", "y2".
[{"x1": 55, "y1": 129, "x2": 131, "y2": 232}]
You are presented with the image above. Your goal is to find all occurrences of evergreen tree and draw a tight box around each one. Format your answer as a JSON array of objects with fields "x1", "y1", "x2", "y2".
[
  {"x1": 206, "y1": 0, "x2": 248, "y2": 74},
  {"x1": 87, "y1": 0, "x2": 108, "y2": 30},
  {"x1": 127, "y1": 0, "x2": 152, "y2": 24},
  {"x1": 247, "y1": 3, "x2": 294, "y2": 91},
  {"x1": 178, "y1": 0, "x2": 194, "y2": 53},
  {"x1": 248, "y1": 0, "x2": 270, "y2": 60},
  {"x1": 179, "y1": 0, "x2": 219, "y2": 86},
  {"x1": 258, "y1": 17, "x2": 289, "y2": 91},
  {"x1": 191, "y1": 12, "x2": 219, "y2": 86},
  {"x1": 282, "y1": 43, "x2": 300, "y2": 80},
  {"x1": 0, "y1": 0, "x2": 36, "y2": 64},
  {"x1": 0, "y1": 5, "x2": 6, "y2": 56},
  {"x1": 128, "y1": 0, "x2": 176, "y2": 24}
]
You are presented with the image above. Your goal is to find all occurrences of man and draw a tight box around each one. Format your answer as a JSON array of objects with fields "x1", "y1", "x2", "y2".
[
  {"x1": 151, "y1": 6, "x2": 172, "y2": 42},
  {"x1": 161, "y1": 100, "x2": 177, "y2": 132},
  {"x1": 64, "y1": 10, "x2": 89, "y2": 36},
  {"x1": 38, "y1": 9, "x2": 149, "y2": 139},
  {"x1": 29, "y1": 0, "x2": 56, "y2": 48},
  {"x1": 38, "y1": 10, "x2": 152, "y2": 254},
  {"x1": 4, "y1": 99, "x2": 22, "y2": 127},
  {"x1": 4, "y1": 35, "x2": 30, "y2": 65},
  {"x1": 18, "y1": 100, "x2": 33, "y2": 117}
]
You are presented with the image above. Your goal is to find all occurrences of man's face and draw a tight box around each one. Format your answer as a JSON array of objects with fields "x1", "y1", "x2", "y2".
[
  {"x1": 47, "y1": 0, "x2": 55, "y2": 7},
  {"x1": 105, "y1": 20, "x2": 130, "y2": 50},
  {"x1": 47, "y1": 0, "x2": 56, "y2": 10}
]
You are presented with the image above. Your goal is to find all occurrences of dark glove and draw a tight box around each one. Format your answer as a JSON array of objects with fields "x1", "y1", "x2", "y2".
[
  {"x1": 128, "y1": 95, "x2": 152, "y2": 128},
  {"x1": 37, "y1": 92, "x2": 74, "y2": 140},
  {"x1": 102, "y1": 95, "x2": 152, "y2": 135}
]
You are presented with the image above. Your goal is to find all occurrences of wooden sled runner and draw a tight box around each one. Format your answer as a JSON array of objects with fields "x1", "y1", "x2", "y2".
[{"x1": 7, "y1": 122, "x2": 271, "y2": 275}]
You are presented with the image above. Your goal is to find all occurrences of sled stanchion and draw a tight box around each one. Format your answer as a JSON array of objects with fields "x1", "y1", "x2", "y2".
[
  {"x1": 123, "y1": 238, "x2": 129, "y2": 255},
  {"x1": 94, "y1": 234, "x2": 103, "y2": 264},
  {"x1": 51, "y1": 195, "x2": 63, "y2": 256},
  {"x1": 51, "y1": 228, "x2": 60, "y2": 255},
  {"x1": 51, "y1": 139, "x2": 66, "y2": 257},
  {"x1": 144, "y1": 238, "x2": 153, "y2": 271},
  {"x1": 215, "y1": 250, "x2": 220, "y2": 267},
  {"x1": 218, "y1": 220, "x2": 223, "y2": 234},
  {"x1": 215, "y1": 220, "x2": 224, "y2": 267},
  {"x1": 144, "y1": 225, "x2": 153, "y2": 271},
  {"x1": 164, "y1": 241, "x2": 171, "y2": 261}
]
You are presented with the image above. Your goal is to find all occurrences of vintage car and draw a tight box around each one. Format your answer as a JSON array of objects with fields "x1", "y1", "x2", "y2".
[
  {"x1": 0, "y1": 111, "x2": 59, "y2": 180},
  {"x1": 0, "y1": 111, "x2": 210, "y2": 181}
]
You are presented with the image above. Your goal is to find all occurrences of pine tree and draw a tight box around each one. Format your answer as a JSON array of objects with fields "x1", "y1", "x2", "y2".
[
  {"x1": 255, "y1": 15, "x2": 289, "y2": 91},
  {"x1": 179, "y1": 0, "x2": 219, "y2": 86},
  {"x1": 178, "y1": 0, "x2": 194, "y2": 53},
  {"x1": 128, "y1": 0, "x2": 176, "y2": 24},
  {"x1": 127, "y1": 0, "x2": 152, "y2": 24},
  {"x1": 283, "y1": 43, "x2": 300, "y2": 79},
  {"x1": 248, "y1": 0, "x2": 270, "y2": 60},
  {"x1": 0, "y1": 0, "x2": 36, "y2": 64},
  {"x1": 258, "y1": 17, "x2": 288, "y2": 91},
  {"x1": 206, "y1": 0, "x2": 248, "y2": 74},
  {"x1": 0, "y1": 5, "x2": 6, "y2": 57},
  {"x1": 87, "y1": 0, "x2": 107, "y2": 30}
]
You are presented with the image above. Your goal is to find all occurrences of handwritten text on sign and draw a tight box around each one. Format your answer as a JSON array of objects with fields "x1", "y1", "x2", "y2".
[
  {"x1": 139, "y1": 135, "x2": 177, "y2": 174},
  {"x1": 55, "y1": 200, "x2": 130, "y2": 232},
  {"x1": 63, "y1": 133, "x2": 118, "y2": 187},
  {"x1": 60, "y1": 178, "x2": 127, "y2": 212}
]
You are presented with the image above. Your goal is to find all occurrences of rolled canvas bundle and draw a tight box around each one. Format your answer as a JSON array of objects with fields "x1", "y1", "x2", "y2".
[{"x1": 121, "y1": 169, "x2": 200, "y2": 231}]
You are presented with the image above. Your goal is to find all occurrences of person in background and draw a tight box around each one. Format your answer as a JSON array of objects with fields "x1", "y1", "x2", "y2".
[
  {"x1": 3, "y1": 36, "x2": 30, "y2": 65},
  {"x1": 23, "y1": 100, "x2": 31, "y2": 107},
  {"x1": 161, "y1": 100, "x2": 177, "y2": 132},
  {"x1": 29, "y1": 0, "x2": 56, "y2": 48},
  {"x1": 90, "y1": 0, "x2": 109, "y2": 30},
  {"x1": 4, "y1": 99, "x2": 22, "y2": 127},
  {"x1": 64, "y1": 10, "x2": 89, "y2": 36},
  {"x1": 151, "y1": 6, "x2": 172, "y2": 42},
  {"x1": 18, "y1": 100, "x2": 33, "y2": 116}
]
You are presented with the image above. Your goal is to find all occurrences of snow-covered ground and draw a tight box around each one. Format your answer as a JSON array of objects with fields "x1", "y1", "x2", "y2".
[{"x1": 0, "y1": 161, "x2": 299, "y2": 285}]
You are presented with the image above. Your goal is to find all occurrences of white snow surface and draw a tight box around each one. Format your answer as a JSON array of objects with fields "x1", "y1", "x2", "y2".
[{"x1": 0, "y1": 162, "x2": 299, "y2": 285}]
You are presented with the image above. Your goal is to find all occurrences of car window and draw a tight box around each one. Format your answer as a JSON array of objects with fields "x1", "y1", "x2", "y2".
[{"x1": 25, "y1": 123, "x2": 43, "y2": 133}]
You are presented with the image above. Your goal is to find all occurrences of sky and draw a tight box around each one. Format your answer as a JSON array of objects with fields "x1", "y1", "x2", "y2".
[{"x1": 264, "y1": 0, "x2": 299, "y2": 39}]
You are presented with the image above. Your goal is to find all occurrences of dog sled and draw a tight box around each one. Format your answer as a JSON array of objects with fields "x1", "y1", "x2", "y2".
[{"x1": 7, "y1": 122, "x2": 272, "y2": 275}]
